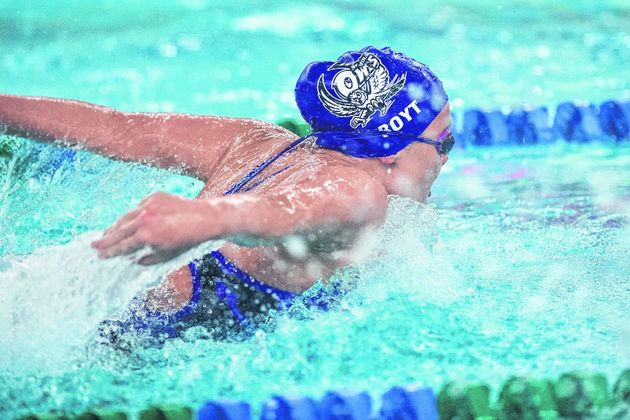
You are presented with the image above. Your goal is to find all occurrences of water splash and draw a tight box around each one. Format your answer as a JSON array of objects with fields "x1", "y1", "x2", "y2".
[
  {"x1": 0, "y1": 232, "x2": 222, "y2": 375},
  {"x1": 352, "y1": 196, "x2": 467, "y2": 306}
]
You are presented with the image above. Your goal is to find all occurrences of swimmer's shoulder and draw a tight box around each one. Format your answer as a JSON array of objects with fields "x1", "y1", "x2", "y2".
[
  {"x1": 234, "y1": 119, "x2": 299, "y2": 146},
  {"x1": 291, "y1": 159, "x2": 389, "y2": 225},
  {"x1": 220, "y1": 119, "x2": 298, "y2": 162}
]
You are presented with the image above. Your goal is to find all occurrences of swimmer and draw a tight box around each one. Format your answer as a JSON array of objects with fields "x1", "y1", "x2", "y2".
[{"x1": 0, "y1": 46, "x2": 453, "y2": 340}]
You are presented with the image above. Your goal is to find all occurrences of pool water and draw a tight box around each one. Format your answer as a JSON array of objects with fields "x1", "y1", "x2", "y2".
[{"x1": 1, "y1": 0, "x2": 629, "y2": 418}]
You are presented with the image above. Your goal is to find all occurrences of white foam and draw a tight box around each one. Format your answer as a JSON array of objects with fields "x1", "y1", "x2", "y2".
[{"x1": 0, "y1": 232, "x2": 222, "y2": 374}]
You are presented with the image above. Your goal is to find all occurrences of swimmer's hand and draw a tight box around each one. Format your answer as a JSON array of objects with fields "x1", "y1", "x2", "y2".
[{"x1": 91, "y1": 192, "x2": 219, "y2": 265}]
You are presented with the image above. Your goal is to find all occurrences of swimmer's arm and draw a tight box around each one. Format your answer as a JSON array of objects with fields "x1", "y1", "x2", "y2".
[
  {"x1": 216, "y1": 172, "x2": 388, "y2": 245},
  {"x1": 0, "y1": 93, "x2": 275, "y2": 179},
  {"x1": 92, "y1": 169, "x2": 387, "y2": 263}
]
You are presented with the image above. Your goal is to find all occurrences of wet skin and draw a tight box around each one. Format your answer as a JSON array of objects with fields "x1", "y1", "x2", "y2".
[{"x1": 0, "y1": 94, "x2": 450, "y2": 312}]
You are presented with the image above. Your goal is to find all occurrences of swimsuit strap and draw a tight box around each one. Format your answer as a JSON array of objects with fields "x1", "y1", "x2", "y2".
[
  {"x1": 224, "y1": 133, "x2": 314, "y2": 195},
  {"x1": 210, "y1": 250, "x2": 297, "y2": 303}
]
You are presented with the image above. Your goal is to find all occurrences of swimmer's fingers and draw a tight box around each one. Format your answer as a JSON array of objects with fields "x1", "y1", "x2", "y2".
[
  {"x1": 97, "y1": 234, "x2": 145, "y2": 259},
  {"x1": 92, "y1": 214, "x2": 142, "y2": 252},
  {"x1": 98, "y1": 193, "x2": 167, "y2": 240}
]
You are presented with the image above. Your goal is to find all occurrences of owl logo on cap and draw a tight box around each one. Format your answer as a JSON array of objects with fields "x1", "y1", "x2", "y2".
[{"x1": 317, "y1": 52, "x2": 407, "y2": 129}]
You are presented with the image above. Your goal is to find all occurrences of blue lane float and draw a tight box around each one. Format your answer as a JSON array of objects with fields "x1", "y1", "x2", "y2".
[
  {"x1": 380, "y1": 386, "x2": 438, "y2": 420},
  {"x1": 506, "y1": 108, "x2": 538, "y2": 145},
  {"x1": 461, "y1": 109, "x2": 492, "y2": 146},
  {"x1": 197, "y1": 400, "x2": 252, "y2": 420},
  {"x1": 458, "y1": 99, "x2": 630, "y2": 147},
  {"x1": 319, "y1": 390, "x2": 372, "y2": 420},
  {"x1": 553, "y1": 102, "x2": 582, "y2": 142},
  {"x1": 599, "y1": 100, "x2": 630, "y2": 140},
  {"x1": 261, "y1": 395, "x2": 319, "y2": 420},
  {"x1": 19, "y1": 366, "x2": 630, "y2": 419}
]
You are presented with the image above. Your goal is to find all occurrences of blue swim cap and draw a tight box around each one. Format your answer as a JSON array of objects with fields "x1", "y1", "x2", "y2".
[{"x1": 295, "y1": 46, "x2": 448, "y2": 158}]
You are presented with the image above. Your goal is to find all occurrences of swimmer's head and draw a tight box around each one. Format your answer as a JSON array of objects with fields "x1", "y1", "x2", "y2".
[{"x1": 295, "y1": 46, "x2": 450, "y2": 158}]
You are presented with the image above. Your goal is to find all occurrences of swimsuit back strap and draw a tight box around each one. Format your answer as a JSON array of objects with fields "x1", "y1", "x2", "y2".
[{"x1": 224, "y1": 133, "x2": 314, "y2": 195}]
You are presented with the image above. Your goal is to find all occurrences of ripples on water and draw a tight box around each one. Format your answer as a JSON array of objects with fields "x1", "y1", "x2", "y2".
[{"x1": 1, "y1": 139, "x2": 628, "y2": 418}]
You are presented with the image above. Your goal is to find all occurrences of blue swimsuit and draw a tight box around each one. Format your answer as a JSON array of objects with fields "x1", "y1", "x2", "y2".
[{"x1": 99, "y1": 134, "x2": 338, "y2": 347}]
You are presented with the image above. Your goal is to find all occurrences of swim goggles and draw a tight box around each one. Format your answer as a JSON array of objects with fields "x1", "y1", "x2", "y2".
[{"x1": 416, "y1": 128, "x2": 455, "y2": 156}]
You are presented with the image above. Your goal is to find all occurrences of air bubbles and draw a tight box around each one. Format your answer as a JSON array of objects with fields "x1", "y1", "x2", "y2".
[
  {"x1": 532, "y1": 85, "x2": 543, "y2": 97},
  {"x1": 284, "y1": 235, "x2": 308, "y2": 260},
  {"x1": 535, "y1": 45, "x2": 551, "y2": 59},
  {"x1": 158, "y1": 43, "x2": 178, "y2": 58},
  {"x1": 451, "y1": 97, "x2": 465, "y2": 109},
  {"x1": 407, "y1": 83, "x2": 426, "y2": 101},
  {"x1": 177, "y1": 36, "x2": 202, "y2": 52}
]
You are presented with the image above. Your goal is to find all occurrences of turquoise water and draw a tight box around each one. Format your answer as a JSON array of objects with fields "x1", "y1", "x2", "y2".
[{"x1": 1, "y1": 1, "x2": 630, "y2": 418}]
